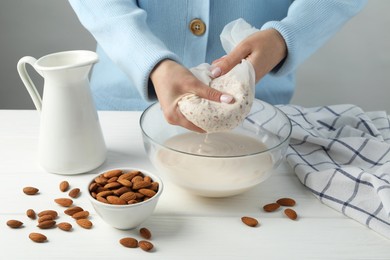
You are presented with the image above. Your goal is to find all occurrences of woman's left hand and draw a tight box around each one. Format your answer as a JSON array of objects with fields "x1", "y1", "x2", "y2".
[{"x1": 210, "y1": 29, "x2": 287, "y2": 82}]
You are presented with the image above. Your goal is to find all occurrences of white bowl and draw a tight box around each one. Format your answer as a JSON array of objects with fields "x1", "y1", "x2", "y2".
[
  {"x1": 87, "y1": 168, "x2": 163, "y2": 230},
  {"x1": 140, "y1": 99, "x2": 291, "y2": 197}
]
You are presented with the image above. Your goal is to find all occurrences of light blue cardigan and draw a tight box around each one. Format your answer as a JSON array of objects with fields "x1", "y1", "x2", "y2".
[{"x1": 68, "y1": 0, "x2": 367, "y2": 110}]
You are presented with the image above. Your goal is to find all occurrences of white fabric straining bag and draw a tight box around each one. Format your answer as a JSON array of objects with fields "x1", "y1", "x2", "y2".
[{"x1": 178, "y1": 19, "x2": 259, "y2": 133}]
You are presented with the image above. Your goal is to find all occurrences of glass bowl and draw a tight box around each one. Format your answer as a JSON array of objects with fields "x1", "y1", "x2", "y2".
[{"x1": 140, "y1": 99, "x2": 291, "y2": 197}]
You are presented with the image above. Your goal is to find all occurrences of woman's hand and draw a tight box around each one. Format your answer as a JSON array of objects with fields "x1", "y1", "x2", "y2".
[
  {"x1": 210, "y1": 29, "x2": 287, "y2": 82},
  {"x1": 150, "y1": 59, "x2": 234, "y2": 132}
]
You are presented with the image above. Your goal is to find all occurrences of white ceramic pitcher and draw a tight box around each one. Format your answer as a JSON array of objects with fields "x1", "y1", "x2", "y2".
[{"x1": 17, "y1": 50, "x2": 106, "y2": 174}]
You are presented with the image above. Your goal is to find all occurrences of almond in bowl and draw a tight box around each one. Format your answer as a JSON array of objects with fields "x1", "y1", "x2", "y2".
[{"x1": 87, "y1": 168, "x2": 163, "y2": 230}]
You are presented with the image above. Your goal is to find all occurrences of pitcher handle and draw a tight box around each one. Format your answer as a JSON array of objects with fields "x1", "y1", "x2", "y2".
[{"x1": 17, "y1": 56, "x2": 43, "y2": 111}]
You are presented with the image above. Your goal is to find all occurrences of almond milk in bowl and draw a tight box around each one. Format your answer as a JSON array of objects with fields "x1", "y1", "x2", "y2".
[{"x1": 140, "y1": 99, "x2": 291, "y2": 197}]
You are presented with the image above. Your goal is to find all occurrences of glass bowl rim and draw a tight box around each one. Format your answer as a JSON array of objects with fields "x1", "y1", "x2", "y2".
[{"x1": 139, "y1": 99, "x2": 292, "y2": 158}]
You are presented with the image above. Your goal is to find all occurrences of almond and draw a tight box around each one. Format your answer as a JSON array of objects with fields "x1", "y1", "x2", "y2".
[
  {"x1": 96, "y1": 190, "x2": 114, "y2": 198},
  {"x1": 76, "y1": 218, "x2": 93, "y2": 229},
  {"x1": 96, "y1": 187, "x2": 108, "y2": 193},
  {"x1": 138, "y1": 188, "x2": 156, "y2": 198},
  {"x1": 37, "y1": 220, "x2": 56, "y2": 229},
  {"x1": 132, "y1": 180, "x2": 151, "y2": 190},
  {"x1": 117, "y1": 178, "x2": 133, "y2": 187},
  {"x1": 94, "y1": 176, "x2": 108, "y2": 185},
  {"x1": 68, "y1": 188, "x2": 80, "y2": 198},
  {"x1": 72, "y1": 210, "x2": 89, "y2": 220},
  {"x1": 276, "y1": 197, "x2": 296, "y2": 207},
  {"x1": 107, "y1": 176, "x2": 118, "y2": 183},
  {"x1": 118, "y1": 170, "x2": 140, "y2": 181},
  {"x1": 97, "y1": 196, "x2": 109, "y2": 203},
  {"x1": 119, "y1": 191, "x2": 137, "y2": 202},
  {"x1": 29, "y1": 232, "x2": 47, "y2": 243},
  {"x1": 89, "y1": 182, "x2": 98, "y2": 192},
  {"x1": 38, "y1": 215, "x2": 54, "y2": 223},
  {"x1": 138, "y1": 240, "x2": 154, "y2": 252},
  {"x1": 103, "y1": 169, "x2": 123, "y2": 178},
  {"x1": 119, "y1": 237, "x2": 138, "y2": 248},
  {"x1": 26, "y1": 209, "x2": 36, "y2": 220},
  {"x1": 104, "y1": 182, "x2": 122, "y2": 190},
  {"x1": 263, "y1": 203, "x2": 280, "y2": 212},
  {"x1": 57, "y1": 222, "x2": 72, "y2": 231},
  {"x1": 139, "y1": 227, "x2": 152, "y2": 240},
  {"x1": 106, "y1": 195, "x2": 126, "y2": 205},
  {"x1": 64, "y1": 206, "x2": 83, "y2": 216},
  {"x1": 113, "y1": 186, "x2": 131, "y2": 196},
  {"x1": 23, "y1": 186, "x2": 39, "y2": 195},
  {"x1": 6, "y1": 219, "x2": 23, "y2": 228},
  {"x1": 241, "y1": 216, "x2": 258, "y2": 227},
  {"x1": 59, "y1": 181, "x2": 69, "y2": 192},
  {"x1": 284, "y1": 208, "x2": 298, "y2": 220},
  {"x1": 135, "y1": 192, "x2": 145, "y2": 199},
  {"x1": 131, "y1": 176, "x2": 144, "y2": 183},
  {"x1": 38, "y1": 210, "x2": 58, "y2": 218},
  {"x1": 54, "y1": 198, "x2": 73, "y2": 207},
  {"x1": 150, "y1": 182, "x2": 159, "y2": 191}
]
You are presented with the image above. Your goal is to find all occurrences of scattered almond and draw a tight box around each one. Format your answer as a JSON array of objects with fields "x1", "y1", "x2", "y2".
[
  {"x1": 6, "y1": 220, "x2": 23, "y2": 228},
  {"x1": 38, "y1": 215, "x2": 54, "y2": 223},
  {"x1": 72, "y1": 210, "x2": 89, "y2": 220},
  {"x1": 37, "y1": 220, "x2": 56, "y2": 229},
  {"x1": 263, "y1": 203, "x2": 280, "y2": 212},
  {"x1": 23, "y1": 186, "x2": 39, "y2": 195},
  {"x1": 59, "y1": 180, "x2": 70, "y2": 192},
  {"x1": 68, "y1": 188, "x2": 80, "y2": 198},
  {"x1": 119, "y1": 237, "x2": 138, "y2": 248},
  {"x1": 76, "y1": 218, "x2": 93, "y2": 229},
  {"x1": 54, "y1": 198, "x2": 73, "y2": 207},
  {"x1": 64, "y1": 206, "x2": 83, "y2": 216},
  {"x1": 276, "y1": 197, "x2": 296, "y2": 207},
  {"x1": 26, "y1": 209, "x2": 36, "y2": 220},
  {"x1": 241, "y1": 216, "x2": 258, "y2": 227},
  {"x1": 138, "y1": 240, "x2": 154, "y2": 252},
  {"x1": 29, "y1": 232, "x2": 47, "y2": 243},
  {"x1": 38, "y1": 210, "x2": 58, "y2": 218},
  {"x1": 284, "y1": 208, "x2": 298, "y2": 220},
  {"x1": 57, "y1": 222, "x2": 72, "y2": 231},
  {"x1": 139, "y1": 227, "x2": 152, "y2": 240}
]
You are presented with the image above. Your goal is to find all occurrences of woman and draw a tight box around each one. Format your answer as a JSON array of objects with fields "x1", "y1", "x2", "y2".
[{"x1": 68, "y1": 0, "x2": 367, "y2": 132}]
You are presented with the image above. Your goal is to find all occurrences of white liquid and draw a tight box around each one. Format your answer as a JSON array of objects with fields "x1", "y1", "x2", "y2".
[{"x1": 154, "y1": 132, "x2": 274, "y2": 197}]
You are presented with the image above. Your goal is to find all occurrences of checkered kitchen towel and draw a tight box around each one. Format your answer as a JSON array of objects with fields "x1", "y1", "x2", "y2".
[{"x1": 278, "y1": 104, "x2": 390, "y2": 239}]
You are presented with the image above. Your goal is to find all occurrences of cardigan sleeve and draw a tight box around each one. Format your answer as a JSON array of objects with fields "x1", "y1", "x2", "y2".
[
  {"x1": 261, "y1": 0, "x2": 368, "y2": 76},
  {"x1": 68, "y1": 0, "x2": 180, "y2": 101}
]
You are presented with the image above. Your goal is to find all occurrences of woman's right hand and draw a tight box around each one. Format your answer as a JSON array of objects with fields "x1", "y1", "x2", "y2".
[{"x1": 150, "y1": 59, "x2": 234, "y2": 133}]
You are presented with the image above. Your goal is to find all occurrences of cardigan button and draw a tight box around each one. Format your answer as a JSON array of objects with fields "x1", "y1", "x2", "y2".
[{"x1": 189, "y1": 18, "x2": 206, "y2": 36}]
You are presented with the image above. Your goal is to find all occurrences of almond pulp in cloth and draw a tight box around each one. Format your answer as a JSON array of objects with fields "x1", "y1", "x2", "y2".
[{"x1": 178, "y1": 59, "x2": 255, "y2": 133}]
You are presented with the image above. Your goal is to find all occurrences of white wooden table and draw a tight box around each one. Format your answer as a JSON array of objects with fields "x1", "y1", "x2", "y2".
[{"x1": 1, "y1": 110, "x2": 389, "y2": 260}]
